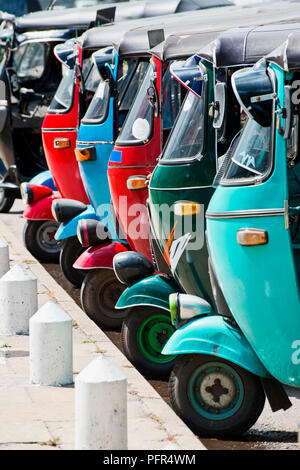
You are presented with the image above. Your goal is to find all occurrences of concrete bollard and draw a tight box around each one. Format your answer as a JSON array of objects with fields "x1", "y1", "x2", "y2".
[
  {"x1": 0, "y1": 238, "x2": 9, "y2": 278},
  {"x1": 0, "y1": 264, "x2": 37, "y2": 335},
  {"x1": 75, "y1": 356, "x2": 127, "y2": 450},
  {"x1": 29, "y1": 301, "x2": 73, "y2": 386}
]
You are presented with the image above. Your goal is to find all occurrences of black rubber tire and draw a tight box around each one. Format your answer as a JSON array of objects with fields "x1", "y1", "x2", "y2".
[
  {"x1": 169, "y1": 354, "x2": 265, "y2": 438},
  {"x1": 121, "y1": 307, "x2": 177, "y2": 379},
  {"x1": 59, "y1": 236, "x2": 86, "y2": 287},
  {"x1": 23, "y1": 219, "x2": 62, "y2": 263},
  {"x1": 80, "y1": 268, "x2": 131, "y2": 330}
]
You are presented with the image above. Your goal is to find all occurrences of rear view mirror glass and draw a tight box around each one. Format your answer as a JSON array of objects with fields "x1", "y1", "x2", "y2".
[
  {"x1": 170, "y1": 55, "x2": 203, "y2": 98},
  {"x1": 232, "y1": 60, "x2": 274, "y2": 127}
]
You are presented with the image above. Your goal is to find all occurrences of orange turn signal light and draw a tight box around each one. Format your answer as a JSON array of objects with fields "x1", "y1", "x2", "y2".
[
  {"x1": 237, "y1": 228, "x2": 268, "y2": 246},
  {"x1": 75, "y1": 146, "x2": 96, "y2": 162},
  {"x1": 174, "y1": 201, "x2": 201, "y2": 216},
  {"x1": 54, "y1": 138, "x2": 71, "y2": 149},
  {"x1": 127, "y1": 176, "x2": 148, "y2": 190}
]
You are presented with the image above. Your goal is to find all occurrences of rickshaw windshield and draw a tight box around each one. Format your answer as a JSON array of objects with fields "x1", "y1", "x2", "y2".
[
  {"x1": 161, "y1": 89, "x2": 205, "y2": 162},
  {"x1": 119, "y1": 60, "x2": 148, "y2": 112},
  {"x1": 162, "y1": 63, "x2": 183, "y2": 130},
  {"x1": 116, "y1": 62, "x2": 154, "y2": 145},
  {"x1": 48, "y1": 67, "x2": 74, "y2": 114},
  {"x1": 220, "y1": 118, "x2": 273, "y2": 185},
  {"x1": 81, "y1": 76, "x2": 109, "y2": 124}
]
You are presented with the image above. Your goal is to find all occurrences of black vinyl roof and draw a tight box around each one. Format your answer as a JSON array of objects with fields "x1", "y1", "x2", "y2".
[
  {"x1": 120, "y1": 0, "x2": 300, "y2": 61},
  {"x1": 265, "y1": 31, "x2": 300, "y2": 71},
  {"x1": 12, "y1": 0, "x2": 232, "y2": 33},
  {"x1": 79, "y1": 1, "x2": 234, "y2": 54}
]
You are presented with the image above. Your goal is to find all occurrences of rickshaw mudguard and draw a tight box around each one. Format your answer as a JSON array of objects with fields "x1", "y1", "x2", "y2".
[
  {"x1": 55, "y1": 205, "x2": 98, "y2": 240},
  {"x1": 115, "y1": 274, "x2": 181, "y2": 312},
  {"x1": 162, "y1": 315, "x2": 269, "y2": 379},
  {"x1": 73, "y1": 241, "x2": 130, "y2": 270},
  {"x1": 29, "y1": 170, "x2": 57, "y2": 191},
  {"x1": 23, "y1": 193, "x2": 60, "y2": 221}
]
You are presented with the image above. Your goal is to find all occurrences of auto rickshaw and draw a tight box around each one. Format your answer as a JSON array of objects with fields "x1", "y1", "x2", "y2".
[
  {"x1": 113, "y1": 20, "x2": 300, "y2": 379},
  {"x1": 161, "y1": 29, "x2": 300, "y2": 437},
  {"x1": 52, "y1": 2, "x2": 234, "y2": 284}
]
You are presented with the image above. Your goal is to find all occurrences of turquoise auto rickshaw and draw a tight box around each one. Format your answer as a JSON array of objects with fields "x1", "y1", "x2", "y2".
[
  {"x1": 115, "y1": 22, "x2": 300, "y2": 380},
  {"x1": 161, "y1": 30, "x2": 300, "y2": 437}
]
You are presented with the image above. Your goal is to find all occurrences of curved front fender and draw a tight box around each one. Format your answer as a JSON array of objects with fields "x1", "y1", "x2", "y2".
[
  {"x1": 115, "y1": 274, "x2": 182, "y2": 312},
  {"x1": 162, "y1": 315, "x2": 269, "y2": 378},
  {"x1": 55, "y1": 205, "x2": 98, "y2": 240},
  {"x1": 73, "y1": 241, "x2": 130, "y2": 270}
]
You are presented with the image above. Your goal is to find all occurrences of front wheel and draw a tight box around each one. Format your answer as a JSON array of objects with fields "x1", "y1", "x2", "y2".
[
  {"x1": 23, "y1": 219, "x2": 62, "y2": 263},
  {"x1": 80, "y1": 268, "x2": 131, "y2": 330},
  {"x1": 169, "y1": 354, "x2": 265, "y2": 438},
  {"x1": 121, "y1": 307, "x2": 177, "y2": 379},
  {"x1": 59, "y1": 236, "x2": 86, "y2": 287}
]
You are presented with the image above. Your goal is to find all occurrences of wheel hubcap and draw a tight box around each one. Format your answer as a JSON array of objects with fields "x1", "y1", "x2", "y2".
[
  {"x1": 137, "y1": 313, "x2": 176, "y2": 364},
  {"x1": 36, "y1": 222, "x2": 62, "y2": 253},
  {"x1": 97, "y1": 276, "x2": 128, "y2": 319},
  {"x1": 188, "y1": 362, "x2": 244, "y2": 420}
]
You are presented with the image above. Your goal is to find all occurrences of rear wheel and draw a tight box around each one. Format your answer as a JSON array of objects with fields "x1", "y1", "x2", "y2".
[
  {"x1": 59, "y1": 236, "x2": 86, "y2": 287},
  {"x1": 169, "y1": 354, "x2": 265, "y2": 437},
  {"x1": 23, "y1": 219, "x2": 62, "y2": 263},
  {"x1": 80, "y1": 268, "x2": 131, "y2": 330},
  {"x1": 121, "y1": 307, "x2": 177, "y2": 379}
]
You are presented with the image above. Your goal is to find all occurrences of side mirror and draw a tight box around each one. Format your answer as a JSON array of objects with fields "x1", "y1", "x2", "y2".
[
  {"x1": 170, "y1": 55, "x2": 203, "y2": 98},
  {"x1": 212, "y1": 82, "x2": 227, "y2": 130},
  {"x1": 92, "y1": 48, "x2": 115, "y2": 87},
  {"x1": 54, "y1": 41, "x2": 77, "y2": 69},
  {"x1": 232, "y1": 60, "x2": 274, "y2": 127}
]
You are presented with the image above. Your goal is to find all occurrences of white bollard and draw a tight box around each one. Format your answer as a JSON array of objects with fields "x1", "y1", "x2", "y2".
[
  {"x1": 75, "y1": 356, "x2": 127, "y2": 450},
  {"x1": 0, "y1": 264, "x2": 37, "y2": 335},
  {"x1": 29, "y1": 301, "x2": 73, "y2": 386},
  {"x1": 0, "y1": 238, "x2": 9, "y2": 278}
]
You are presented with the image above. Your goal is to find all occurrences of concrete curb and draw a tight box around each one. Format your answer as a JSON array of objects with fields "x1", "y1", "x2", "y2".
[{"x1": 0, "y1": 217, "x2": 206, "y2": 451}]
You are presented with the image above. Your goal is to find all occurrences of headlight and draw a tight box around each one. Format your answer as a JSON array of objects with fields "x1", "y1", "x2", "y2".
[
  {"x1": 51, "y1": 199, "x2": 87, "y2": 223},
  {"x1": 21, "y1": 182, "x2": 52, "y2": 206},
  {"x1": 169, "y1": 293, "x2": 211, "y2": 326}
]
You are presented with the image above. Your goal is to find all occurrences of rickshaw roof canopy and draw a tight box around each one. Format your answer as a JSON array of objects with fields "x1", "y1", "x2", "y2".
[{"x1": 198, "y1": 22, "x2": 300, "y2": 68}]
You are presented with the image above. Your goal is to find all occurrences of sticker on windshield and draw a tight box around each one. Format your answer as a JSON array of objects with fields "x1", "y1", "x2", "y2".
[{"x1": 232, "y1": 151, "x2": 263, "y2": 176}]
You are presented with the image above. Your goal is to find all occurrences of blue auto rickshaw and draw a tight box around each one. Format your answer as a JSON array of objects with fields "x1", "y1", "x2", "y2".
[{"x1": 162, "y1": 30, "x2": 300, "y2": 437}]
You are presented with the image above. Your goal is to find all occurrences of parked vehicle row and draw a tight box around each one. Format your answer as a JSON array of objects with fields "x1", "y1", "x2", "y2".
[{"x1": 1, "y1": 0, "x2": 298, "y2": 438}]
